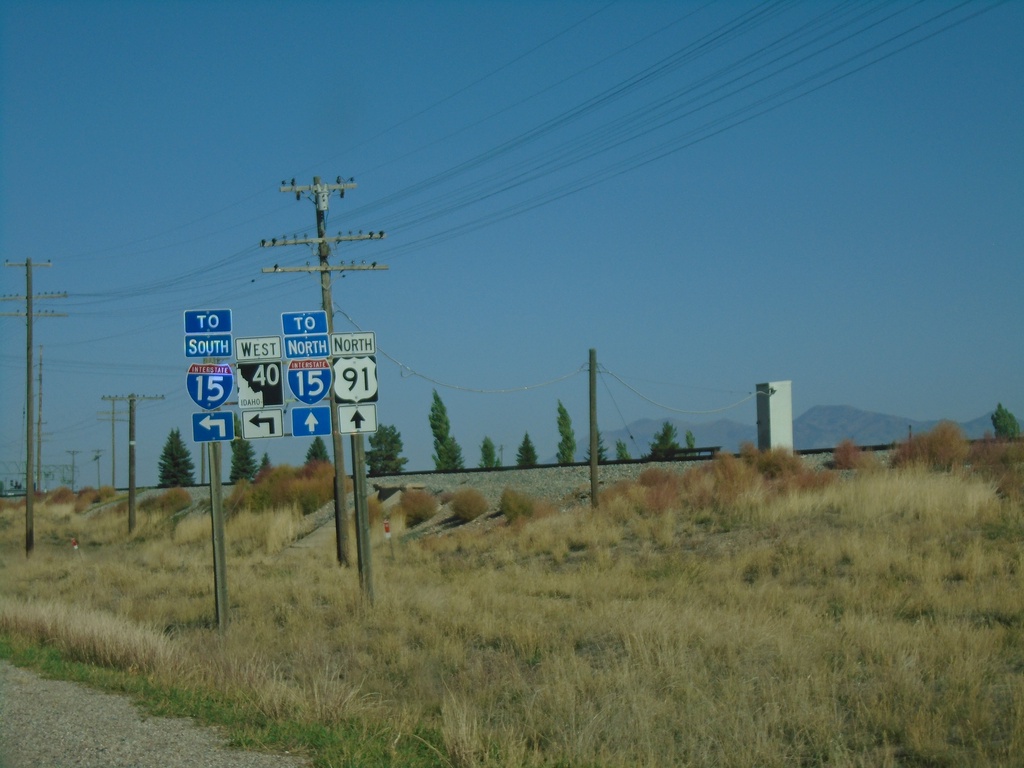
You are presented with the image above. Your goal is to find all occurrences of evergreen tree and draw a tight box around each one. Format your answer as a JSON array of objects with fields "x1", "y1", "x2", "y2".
[
  {"x1": 479, "y1": 436, "x2": 501, "y2": 468},
  {"x1": 256, "y1": 452, "x2": 272, "y2": 481},
  {"x1": 583, "y1": 431, "x2": 608, "y2": 463},
  {"x1": 437, "y1": 436, "x2": 465, "y2": 471},
  {"x1": 429, "y1": 390, "x2": 464, "y2": 470},
  {"x1": 685, "y1": 429, "x2": 696, "y2": 450},
  {"x1": 367, "y1": 424, "x2": 408, "y2": 476},
  {"x1": 229, "y1": 416, "x2": 258, "y2": 482},
  {"x1": 556, "y1": 400, "x2": 576, "y2": 464},
  {"x1": 157, "y1": 428, "x2": 195, "y2": 487},
  {"x1": 305, "y1": 436, "x2": 330, "y2": 465},
  {"x1": 648, "y1": 421, "x2": 682, "y2": 460},
  {"x1": 615, "y1": 439, "x2": 631, "y2": 461},
  {"x1": 516, "y1": 432, "x2": 538, "y2": 467},
  {"x1": 992, "y1": 403, "x2": 1021, "y2": 439}
]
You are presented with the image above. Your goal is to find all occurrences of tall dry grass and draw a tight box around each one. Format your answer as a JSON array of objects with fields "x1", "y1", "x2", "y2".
[{"x1": 1, "y1": 446, "x2": 1022, "y2": 766}]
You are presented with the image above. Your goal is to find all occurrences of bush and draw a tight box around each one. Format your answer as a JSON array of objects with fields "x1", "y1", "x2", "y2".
[
  {"x1": 400, "y1": 488, "x2": 438, "y2": 527},
  {"x1": 741, "y1": 445, "x2": 805, "y2": 479},
  {"x1": 891, "y1": 421, "x2": 969, "y2": 471},
  {"x1": 73, "y1": 487, "x2": 103, "y2": 513},
  {"x1": 139, "y1": 487, "x2": 192, "y2": 514},
  {"x1": 635, "y1": 468, "x2": 683, "y2": 515},
  {"x1": 48, "y1": 487, "x2": 76, "y2": 505},
  {"x1": 832, "y1": 439, "x2": 862, "y2": 470},
  {"x1": 968, "y1": 438, "x2": 1024, "y2": 503},
  {"x1": 499, "y1": 488, "x2": 535, "y2": 524},
  {"x1": 227, "y1": 463, "x2": 347, "y2": 514},
  {"x1": 830, "y1": 440, "x2": 882, "y2": 472},
  {"x1": 449, "y1": 487, "x2": 489, "y2": 523}
]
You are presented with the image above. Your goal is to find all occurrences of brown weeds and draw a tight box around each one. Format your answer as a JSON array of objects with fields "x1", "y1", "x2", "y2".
[{"x1": 2, "y1": 449, "x2": 1022, "y2": 767}]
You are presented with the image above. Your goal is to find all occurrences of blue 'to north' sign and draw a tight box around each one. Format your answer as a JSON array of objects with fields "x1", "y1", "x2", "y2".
[
  {"x1": 282, "y1": 310, "x2": 329, "y2": 360},
  {"x1": 281, "y1": 311, "x2": 327, "y2": 335}
]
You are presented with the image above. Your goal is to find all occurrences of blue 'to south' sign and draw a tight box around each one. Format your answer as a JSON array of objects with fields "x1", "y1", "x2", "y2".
[
  {"x1": 184, "y1": 309, "x2": 232, "y2": 334},
  {"x1": 186, "y1": 363, "x2": 234, "y2": 410}
]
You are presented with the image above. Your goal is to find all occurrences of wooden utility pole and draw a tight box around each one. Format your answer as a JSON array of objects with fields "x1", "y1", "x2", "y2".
[
  {"x1": 92, "y1": 449, "x2": 103, "y2": 488},
  {"x1": 97, "y1": 401, "x2": 126, "y2": 487},
  {"x1": 2, "y1": 259, "x2": 66, "y2": 556},
  {"x1": 36, "y1": 346, "x2": 43, "y2": 490},
  {"x1": 209, "y1": 441, "x2": 229, "y2": 630},
  {"x1": 261, "y1": 176, "x2": 386, "y2": 577},
  {"x1": 589, "y1": 348, "x2": 599, "y2": 508},
  {"x1": 101, "y1": 394, "x2": 164, "y2": 531},
  {"x1": 66, "y1": 450, "x2": 80, "y2": 493}
]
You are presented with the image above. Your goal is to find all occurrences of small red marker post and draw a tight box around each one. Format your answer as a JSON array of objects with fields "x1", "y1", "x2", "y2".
[{"x1": 384, "y1": 518, "x2": 394, "y2": 560}]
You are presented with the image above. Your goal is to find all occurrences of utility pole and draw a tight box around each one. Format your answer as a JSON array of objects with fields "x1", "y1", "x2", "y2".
[
  {"x1": 2, "y1": 259, "x2": 66, "y2": 556},
  {"x1": 589, "y1": 348, "x2": 599, "y2": 508},
  {"x1": 66, "y1": 450, "x2": 80, "y2": 492},
  {"x1": 92, "y1": 449, "x2": 103, "y2": 488},
  {"x1": 36, "y1": 346, "x2": 44, "y2": 491},
  {"x1": 98, "y1": 401, "x2": 127, "y2": 487},
  {"x1": 262, "y1": 176, "x2": 387, "y2": 574},
  {"x1": 102, "y1": 394, "x2": 164, "y2": 531}
]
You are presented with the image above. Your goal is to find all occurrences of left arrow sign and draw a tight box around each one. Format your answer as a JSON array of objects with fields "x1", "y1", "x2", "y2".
[
  {"x1": 191, "y1": 412, "x2": 234, "y2": 443},
  {"x1": 241, "y1": 409, "x2": 283, "y2": 439}
]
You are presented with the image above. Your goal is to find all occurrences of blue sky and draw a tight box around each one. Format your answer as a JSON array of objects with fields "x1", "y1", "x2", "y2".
[{"x1": 2, "y1": 0, "x2": 1021, "y2": 487}]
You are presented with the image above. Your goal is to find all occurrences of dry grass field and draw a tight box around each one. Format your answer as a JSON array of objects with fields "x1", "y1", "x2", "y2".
[{"x1": 1, "y1": 431, "x2": 1022, "y2": 767}]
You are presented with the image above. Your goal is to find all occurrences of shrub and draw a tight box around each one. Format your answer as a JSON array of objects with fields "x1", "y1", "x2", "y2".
[
  {"x1": 139, "y1": 487, "x2": 192, "y2": 514},
  {"x1": 891, "y1": 421, "x2": 969, "y2": 471},
  {"x1": 226, "y1": 462, "x2": 347, "y2": 514},
  {"x1": 636, "y1": 468, "x2": 682, "y2": 515},
  {"x1": 449, "y1": 487, "x2": 489, "y2": 523},
  {"x1": 968, "y1": 438, "x2": 1024, "y2": 503},
  {"x1": 499, "y1": 488, "x2": 535, "y2": 524},
  {"x1": 73, "y1": 487, "x2": 103, "y2": 513},
  {"x1": 400, "y1": 489, "x2": 438, "y2": 527},
  {"x1": 48, "y1": 487, "x2": 76, "y2": 505},
  {"x1": 832, "y1": 439, "x2": 862, "y2": 470},
  {"x1": 742, "y1": 445, "x2": 805, "y2": 479},
  {"x1": 707, "y1": 451, "x2": 759, "y2": 503}
]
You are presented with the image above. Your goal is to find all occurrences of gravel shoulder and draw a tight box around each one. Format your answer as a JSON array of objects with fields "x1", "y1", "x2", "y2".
[{"x1": 0, "y1": 662, "x2": 310, "y2": 768}]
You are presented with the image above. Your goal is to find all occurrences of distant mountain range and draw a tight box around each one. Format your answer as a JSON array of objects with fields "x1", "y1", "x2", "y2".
[{"x1": 598, "y1": 405, "x2": 995, "y2": 458}]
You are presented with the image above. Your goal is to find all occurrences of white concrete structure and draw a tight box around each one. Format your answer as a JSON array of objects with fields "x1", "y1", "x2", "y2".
[{"x1": 756, "y1": 380, "x2": 793, "y2": 451}]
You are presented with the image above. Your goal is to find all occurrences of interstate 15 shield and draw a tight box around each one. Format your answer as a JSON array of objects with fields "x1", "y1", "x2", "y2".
[
  {"x1": 287, "y1": 359, "x2": 332, "y2": 405},
  {"x1": 186, "y1": 363, "x2": 233, "y2": 410}
]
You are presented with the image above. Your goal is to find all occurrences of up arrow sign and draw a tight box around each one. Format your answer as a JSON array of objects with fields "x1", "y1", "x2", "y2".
[
  {"x1": 291, "y1": 406, "x2": 331, "y2": 437},
  {"x1": 337, "y1": 404, "x2": 377, "y2": 434}
]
